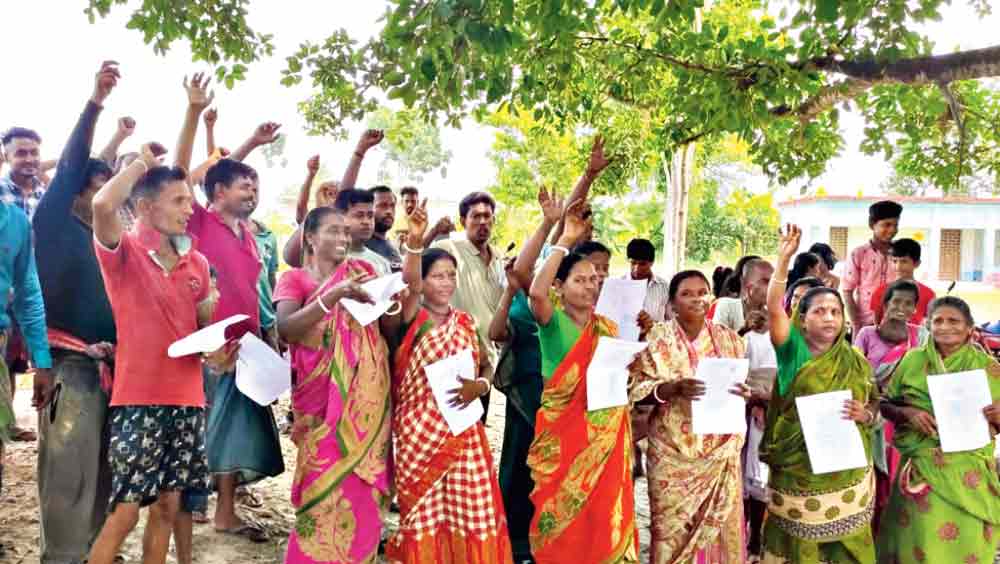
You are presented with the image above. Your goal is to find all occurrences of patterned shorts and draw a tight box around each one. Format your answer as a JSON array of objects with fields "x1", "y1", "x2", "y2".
[{"x1": 107, "y1": 406, "x2": 211, "y2": 509}]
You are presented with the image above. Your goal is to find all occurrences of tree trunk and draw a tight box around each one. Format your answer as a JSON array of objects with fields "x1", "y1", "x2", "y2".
[{"x1": 661, "y1": 142, "x2": 697, "y2": 274}]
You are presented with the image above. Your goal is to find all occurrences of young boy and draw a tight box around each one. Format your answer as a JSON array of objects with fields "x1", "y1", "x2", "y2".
[
  {"x1": 869, "y1": 238, "x2": 936, "y2": 325},
  {"x1": 842, "y1": 200, "x2": 903, "y2": 329}
]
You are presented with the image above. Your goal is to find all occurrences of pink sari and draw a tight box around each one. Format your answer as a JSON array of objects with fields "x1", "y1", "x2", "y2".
[{"x1": 279, "y1": 260, "x2": 392, "y2": 564}]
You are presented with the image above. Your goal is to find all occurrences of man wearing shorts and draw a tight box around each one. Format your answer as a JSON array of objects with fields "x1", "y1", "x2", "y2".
[{"x1": 86, "y1": 145, "x2": 221, "y2": 564}]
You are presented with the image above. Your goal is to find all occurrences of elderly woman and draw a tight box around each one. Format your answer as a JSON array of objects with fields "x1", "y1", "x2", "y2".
[
  {"x1": 760, "y1": 225, "x2": 877, "y2": 563},
  {"x1": 877, "y1": 296, "x2": 1000, "y2": 563},
  {"x1": 628, "y1": 270, "x2": 747, "y2": 563}
]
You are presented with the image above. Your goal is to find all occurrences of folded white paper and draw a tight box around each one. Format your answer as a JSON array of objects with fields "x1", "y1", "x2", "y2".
[
  {"x1": 796, "y1": 390, "x2": 868, "y2": 474},
  {"x1": 928, "y1": 369, "x2": 992, "y2": 453},
  {"x1": 235, "y1": 333, "x2": 291, "y2": 406},
  {"x1": 424, "y1": 349, "x2": 484, "y2": 435},
  {"x1": 167, "y1": 314, "x2": 249, "y2": 358},
  {"x1": 691, "y1": 358, "x2": 749, "y2": 435},
  {"x1": 586, "y1": 337, "x2": 649, "y2": 412},
  {"x1": 595, "y1": 278, "x2": 648, "y2": 342},
  {"x1": 341, "y1": 272, "x2": 408, "y2": 327}
]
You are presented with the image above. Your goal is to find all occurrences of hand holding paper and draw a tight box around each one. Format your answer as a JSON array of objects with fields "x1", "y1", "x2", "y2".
[
  {"x1": 425, "y1": 349, "x2": 484, "y2": 435},
  {"x1": 691, "y1": 358, "x2": 749, "y2": 435},
  {"x1": 595, "y1": 279, "x2": 648, "y2": 342},
  {"x1": 795, "y1": 390, "x2": 868, "y2": 474},
  {"x1": 927, "y1": 369, "x2": 992, "y2": 453},
  {"x1": 341, "y1": 272, "x2": 408, "y2": 327},
  {"x1": 586, "y1": 337, "x2": 648, "y2": 411},
  {"x1": 235, "y1": 332, "x2": 291, "y2": 407},
  {"x1": 168, "y1": 314, "x2": 249, "y2": 358}
]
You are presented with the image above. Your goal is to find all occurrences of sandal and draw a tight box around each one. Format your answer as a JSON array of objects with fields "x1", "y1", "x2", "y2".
[
  {"x1": 191, "y1": 510, "x2": 209, "y2": 524},
  {"x1": 236, "y1": 486, "x2": 263, "y2": 508},
  {"x1": 216, "y1": 521, "x2": 269, "y2": 543},
  {"x1": 10, "y1": 426, "x2": 37, "y2": 442}
]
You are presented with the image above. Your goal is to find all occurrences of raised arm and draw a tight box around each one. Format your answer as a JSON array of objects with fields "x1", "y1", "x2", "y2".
[
  {"x1": 276, "y1": 271, "x2": 373, "y2": 344},
  {"x1": 283, "y1": 226, "x2": 305, "y2": 268},
  {"x1": 98, "y1": 116, "x2": 135, "y2": 165},
  {"x1": 550, "y1": 136, "x2": 610, "y2": 244},
  {"x1": 203, "y1": 107, "x2": 218, "y2": 157},
  {"x1": 35, "y1": 61, "x2": 118, "y2": 229},
  {"x1": 174, "y1": 73, "x2": 214, "y2": 175},
  {"x1": 93, "y1": 144, "x2": 159, "y2": 249},
  {"x1": 489, "y1": 261, "x2": 522, "y2": 343},
  {"x1": 768, "y1": 224, "x2": 801, "y2": 348},
  {"x1": 231, "y1": 121, "x2": 281, "y2": 162},
  {"x1": 530, "y1": 198, "x2": 590, "y2": 326},
  {"x1": 513, "y1": 186, "x2": 564, "y2": 289},
  {"x1": 340, "y1": 129, "x2": 384, "y2": 190},
  {"x1": 400, "y1": 198, "x2": 429, "y2": 324},
  {"x1": 297, "y1": 155, "x2": 320, "y2": 224}
]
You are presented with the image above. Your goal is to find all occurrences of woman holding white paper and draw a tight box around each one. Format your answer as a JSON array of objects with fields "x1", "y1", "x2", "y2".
[
  {"x1": 525, "y1": 198, "x2": 638, "y2": 563},
  {"x1": 628, "y1": 270, "x2": 747, "y2": 563},
  {"x1": 274, "y1": 206, "x2": 393, "y2": 563},
  {"x1": 385, "y1": 200, "x2": 511, "y2": 563},
  {"x1": 877, "y1": 297, "x2": 1000, "y2": 563},
  {"x1": 759, "y1": 225, "x2": 877, "y2": 564}
]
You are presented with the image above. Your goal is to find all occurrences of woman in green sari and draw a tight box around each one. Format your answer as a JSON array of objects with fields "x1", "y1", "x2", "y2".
[
  {"x1": 877, "y1": 296, "x2": 1000, "y2": 564},
  {"x1": 760, "y1": 225, "x2": 878, "y2": 563}
]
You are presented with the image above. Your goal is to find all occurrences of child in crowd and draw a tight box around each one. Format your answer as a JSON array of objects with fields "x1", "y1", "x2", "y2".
[{"x1": 869, "y1": 238, "x2": 936, "y2": 325}]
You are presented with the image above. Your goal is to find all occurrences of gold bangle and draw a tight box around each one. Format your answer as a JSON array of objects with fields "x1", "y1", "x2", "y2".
[{"x1": 773, "y1": 278, "x2": 788, "y2": 285}]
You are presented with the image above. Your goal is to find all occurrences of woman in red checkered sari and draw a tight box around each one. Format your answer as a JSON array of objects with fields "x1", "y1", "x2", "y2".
[
  {"x1": 525, "y1": 200, "x2": 639, "y2": 563},
  {"x1": 386, "y1": 201, "x2": 512, "y2": 564}
]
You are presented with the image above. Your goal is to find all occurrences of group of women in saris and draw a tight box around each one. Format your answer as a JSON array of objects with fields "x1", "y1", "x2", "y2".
[
  {"x1": 274, "y1": 202, "x2": 509, "y2": 563},
  {"x1": 271, "y1": 186, "x2": 1000, "y2": 564}
]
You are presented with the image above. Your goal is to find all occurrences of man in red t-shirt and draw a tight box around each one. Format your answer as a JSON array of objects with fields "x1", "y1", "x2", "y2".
[
  {"x1": 870, "y1": 238, "x2": 936, "y2": 326},
  {"x1": 87, "y1": 144, "x2": 224, "y2": 564}
]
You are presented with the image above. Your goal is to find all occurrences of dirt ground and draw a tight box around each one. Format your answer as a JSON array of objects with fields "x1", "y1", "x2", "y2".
[{"x1": 1, "y1": 380, "x2": 651, "y2": 563}]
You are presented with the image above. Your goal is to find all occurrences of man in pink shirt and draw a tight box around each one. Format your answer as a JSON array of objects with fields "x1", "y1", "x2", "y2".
[
  {"x1": 87, "y1": 144, "x2": 220, "y2": 564},
  {"x1": 172, "y1": 74, "x2": 284, "y2": 542},
  {"x1": 842, "y1": 200, "x2": 903, "y2": 330}
]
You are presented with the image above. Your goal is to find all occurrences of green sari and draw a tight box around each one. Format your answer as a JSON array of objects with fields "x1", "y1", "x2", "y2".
[
  {"x1": 876, "y1": 340, "x2": 1000, "y2": 564},
  {"x1": 760, "y1": 317, "x2": 876, "y2": 564}
]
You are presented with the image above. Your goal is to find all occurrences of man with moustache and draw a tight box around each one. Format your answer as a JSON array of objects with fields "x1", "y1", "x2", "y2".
[
  {"x1": 366, "y1": 185, "x2": 403, "y2": 271},
  {"x1": 432, "y1": 192, "x2": 505, "y2": 414}
]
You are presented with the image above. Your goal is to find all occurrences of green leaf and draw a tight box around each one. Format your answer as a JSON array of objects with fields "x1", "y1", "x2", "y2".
[
  {"x1": 420, "y1": 56, "x2": 437, "y2": 82},
  {"x1": 816, "y1": 0, "x2": 838, "y2": 22}
]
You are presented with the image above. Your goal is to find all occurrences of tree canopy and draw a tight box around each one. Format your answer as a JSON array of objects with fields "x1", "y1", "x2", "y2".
[
  {"x1": 365, "y1": 107, "x2": 454, "y2": 184},
  {"x1": 87, "y1": 0, "x2": 1000, "y2": 193}
]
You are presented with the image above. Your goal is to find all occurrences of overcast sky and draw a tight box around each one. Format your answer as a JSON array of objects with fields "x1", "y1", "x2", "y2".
[{"x1": 3, "y1": 1, "x2": 996, "y2": 215}]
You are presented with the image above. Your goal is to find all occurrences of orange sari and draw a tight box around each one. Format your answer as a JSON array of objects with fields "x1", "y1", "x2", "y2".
[{"x1": 527, "y1": 314, "x2": 639, "y2": 563}]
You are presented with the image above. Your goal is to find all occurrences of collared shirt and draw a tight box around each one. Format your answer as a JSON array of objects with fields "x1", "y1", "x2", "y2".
[
  {"x1": 0, "y1": 172, "x2": 45, "y2": 219},
  {"x1": 432, "y1": 236, "x2": 504, "y2": 369},
  {"x1": 188, "y1": 203, "x2": 261, "y2": 339},
  {"x1": 251, "y1": 220, "x2": 279, "y2": 331},
  {"x1": 621, "y1": 273, "x2": 671, "y2": 322},
  {"x1": 713, "y1": 297, "x2": 745, "y2": 333},
  {"x1": 0, "y1": 201, "x2": 51, "y2": 368},
  {"x1": 842, "y1": 241, "x2": 897, "y2": 327},
  {"x1": 350, "y1": 246, "x2": 392, "y2": 277},
  {"x1": 95, "y1": 222, "x2": 211, "y2": 407}
]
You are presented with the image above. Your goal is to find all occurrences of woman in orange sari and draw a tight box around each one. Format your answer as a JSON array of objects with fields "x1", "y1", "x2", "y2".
[
  {"x1": 526, "y1": 199, "x2": 639, "y2": 564},
  {"x1": 387, "y1": 200, "x2": 511, "y2": 564}
]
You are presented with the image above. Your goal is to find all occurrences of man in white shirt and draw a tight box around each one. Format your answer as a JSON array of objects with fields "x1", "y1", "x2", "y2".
[{"x1": 623, "y1": 238, "x2": 670, "y2": 322}]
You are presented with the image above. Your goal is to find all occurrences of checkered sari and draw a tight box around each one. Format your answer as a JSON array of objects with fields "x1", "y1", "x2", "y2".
[{"x1": 386, "y1": 308, "x2": 512, "y2": 564}]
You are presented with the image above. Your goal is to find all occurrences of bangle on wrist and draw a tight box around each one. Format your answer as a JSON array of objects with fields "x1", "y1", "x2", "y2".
[
  {"x1": 475, "y1": 377, "x2": 490, "y2": 396},
  {"x1": 317, "y1": 294, "x2": 332, "y2": 314},
  {"x1": 772, "y1": 277, "x2": 788, "y2": 285},
  {"x1": 402, "y1": 241, "x2": 425, "y2": 255},
  {"x1": 653, "y1": 383, "x2": 668, "y2": 404},
  {"x1": 353, "y1": 151, "x2": 364, "y2": 159},
  {"x1": 550, "y1": 245, "x2": 570, "y2": 256},
  {"x1": 133, "y1": 159, "x2": 149, "y2": 174}
]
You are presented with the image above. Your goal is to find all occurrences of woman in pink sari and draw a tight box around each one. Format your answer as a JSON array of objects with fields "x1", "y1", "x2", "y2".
[{"x1": 275, "y1": 206, "x2": 393, "y2": 563}]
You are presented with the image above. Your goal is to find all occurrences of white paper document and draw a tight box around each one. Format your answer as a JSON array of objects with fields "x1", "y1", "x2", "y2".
[
  {"x1": 167, "y1": 314, "x2": 249, "y2": 358},
  {"x1": 340, "y1": 273, "x2": 408, "y2": 327},
  {"x1": 235, "y1": 333, "x2": 291, "y2": 406},
  {"x1": 424, "y1": 349, "x2": 484, "y2": 435},
  {"x1": 595, "y1": 278, "x2": 648, "y2": 342},
  {"x1": 691, "y1": 358, "x2": 750, "y2": 435},
  {"x1": 795, "y1": 390, "x2": 868, "y2": 474},
  {"x1": 586, "y1": 337, "x2": 649, "y2": 412},
  {"x1": 927, "y1": 369, "x2": 992, "y2": 453}
]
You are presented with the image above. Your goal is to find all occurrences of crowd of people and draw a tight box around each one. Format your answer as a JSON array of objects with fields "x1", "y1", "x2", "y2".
[{"x1": 0, "y1": 60, "x2": 999, "y2": 564}]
